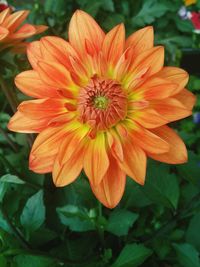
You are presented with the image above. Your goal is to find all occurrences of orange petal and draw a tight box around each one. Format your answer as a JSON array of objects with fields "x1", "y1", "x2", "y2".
[
  {"x1": 27, "y1": 41, "x2": 43, "y2": 69},
  {"x1": 152, "y1": 97, "x2": 192, "y2": 122},
  {"x1": 29, "y1": 126, "x2": 66, "y2": 172},
  {"x1": 133, "y1": 77, "x2": 178, "y2": 100},
  {"x1": 40, "y1": 36, "x2": 78, "y2": 69},
  {"x1": 11, "y1": 24, "x2": 36, "y2": 39},
  {"x1": 125, "y1": 26, "x2": 154, "y2": 53},
  {"x1": 57, "y1": 126, "x2": 89, "y2": 165},
  {"x1": 120, "y1": 140, "x2": 146, "y2": 185},
  {"x1": 124, "y1": 46, "x2": 164, "y2": 89},
  {"x1": 90, "y1": 153, "x2": 126, "y2": 208},
  {"x1": 0, "y1": 26, "x2": 9, "y2": 40},
  {"x1": 18, "y1": 99, "x2": 65, "y2": 119},
  {"x1": 52, "y1": 141, "x2": 85, "y2": 187},
  {"x1": 8, "y1": 111, "x2": 49, "y2": 133},
  {"x1": 102, "y1": 23, "x2": 125, "y2": 67},
  {"x1": 29, "y1": 154, "x2": 55, "y2": 174},
  {"x1": 131, "y1": 123, "x2": 170, "y2": 154},
  {"x1": 156, "y1": 67, "x2": 189, "y2": 95},
  {"x1": 2, "y1": 10, "x2": 29, "y2": 31},
  {"x1": 148, "y1": 125, "x2": 187, "y2": 164},
  {"x1": 0, "y1": 8, "x2": 10, "y2": 24},
  {"x1": 175, "y1": 88, "x2": 196, "y2": 110},
  {"x1": 37, "y1": 61, "x2": 78, "y2": 91},
  {"x1": 34, "y1": 25, "x2": 48, "y2": 34},
  {"x1": 15, "y1": 70, "x2": 59, "y2": 98},
  {"x1": 68, "y1": 10, "x2": 105, "y2": 55},
  {"x1": 129, "y1": 108, "x2": 168, "y2": 129},
  {"x1": 107, "y1": 130, "x2": 124, "y2": 162},
  {"x1": 84, "y1": 132, "x2": 109, "y2": 186}
]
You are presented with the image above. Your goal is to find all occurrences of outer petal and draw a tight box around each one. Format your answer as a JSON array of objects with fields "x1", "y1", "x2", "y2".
[
  {"x1": 102, "y1": 24, "x2": 125, "y2": 67},
  {"x1": 174, "y1": 88, "x2": 196, "y2": 110},
  {"x1": 129, "y1": 109, "x2": 168, "y2": 129},
  {"x1": 148, "y1": 126, "x2": 187, "y2": 164},
  {"x1": 57, "y1": 125, "x2": 89, "y2": 165},
  {"x1": 68, "y1": 10, "x2": 105, "y2": 55},
  {"x1": 37, "y1": 61, "x2": 78, "y2": 93},
  {"x1": 132, "y1": 77, "x2": 178, "y2": 100},
  {"x1": 15, "y1": 70, "x2": 59, "y2": 98},
  {"x1": 125, "y1": 26, "x2": 154, "y2": 53},
  {"x1": 91, "y1": 153, "x2": 126, "y2": 208},
  {"x1": 121, "y1": 140, "x2": 146, "y2": 185},
  {"x1": 0, "y1": 26, "x2": 9, "y2": 40},
  {"x1": 152, "y1": 98, "x2": 192, "y2": 122},
  {"x1": 40, "y1": 36, "x2": 78, "y2": 69},
  {"x1": 84, "y1": 132, "x2": 109, "y2": 186},
  {"x1": 17, "y1": 98, "x2": 65, "y2": 119},
  {"x1": 10, "y1": 24, "x2": 36, "y2": 39},
  {"x1": 8, "y1": 111, "x2": 49, "y2": 133},
  {"x1": 2, "y1": 10, "x2": 29, "y2": 31},
  {"x1": 52, "y1": 138, "x2": 86, "y2": 187},
  {"x1": 130, "y1": 122, "x2": 170, "y2": 154},
  {"x1": 29, "y1": 126, "x2": 67, "y2": 173},
  {"x1": 27, "y1": 41, "x2": 43, "y2": 69},
  {"x1": 0, "y1": 8, "x2": 10, "y2": 24},
  {"x1": 156, "y1": 67, "x2": 189, "y2": 95},
  {"x1": 123, "y1": 46, "x2": 164, "y2": 89}
]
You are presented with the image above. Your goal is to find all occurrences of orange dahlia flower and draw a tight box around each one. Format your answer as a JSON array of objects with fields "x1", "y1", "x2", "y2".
[
  {"x1": 8, "y1": 10, "x2": 195, "y2": 208},
  {"x1": 0, "y1": 8, "x2": 47, "y2": 52}
]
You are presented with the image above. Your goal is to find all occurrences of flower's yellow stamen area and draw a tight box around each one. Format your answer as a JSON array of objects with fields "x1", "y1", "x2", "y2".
[{"x1": 93, "y1": 96, "x2": 109, "y2": 110}]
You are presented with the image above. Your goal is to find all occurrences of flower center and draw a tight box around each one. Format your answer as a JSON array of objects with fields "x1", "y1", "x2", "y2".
[
  {"x1": 77, "y1": 76, "x2": 127, "y2": 131},
  {"x1": 93, "y1": 96, "x2": 109, "y2": 110}
]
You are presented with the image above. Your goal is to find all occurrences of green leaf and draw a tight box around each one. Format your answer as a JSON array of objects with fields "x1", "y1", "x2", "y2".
[
  {"x1": 112, "y1": 243, "x2": 152, "y2": 267},
  {"x1": 142, "y1": 163, "x2": 180, "y2": 209},
  {"x1": 84, "y1": 0, "x2": 102, "y2": 16},
  {"x1": 122, "y1": 179, "x2": 152, "y2": 208},
  {"x1": 173, "y1": 243, "x2": 200, "y2": 267},
  {"x1": 101, "y1": 0, "x2": 115, "y2": 12},
  {"x1": 44, "y1": 0, "x2": 67, "y2": 15},
  {"x1": 176, "y1": 151, "x2": 200, "y2": 186},
  {"x1": 106, "y1": 209, "x2": 138, "y2": 236},
  {"x1": 0, "y1": 174, "x2": 25, "y2": 184},
  {"x1": 14, "y1": 254, "x2": 58, "y2": 267},
  {"x1": 102, "y1": 14, "x2": 125, "y2": 30},
  {"x1": 0, "y1": 255, "x2": 6, "y2": 267},
  {"x1": 0, "y1": 183, "x2": 7, "y2": 203},
  {"x1": 186, "y1": 212, "x2": 200, "y2": 251},
  {"x1": 132, "y1": 0, "x2": 168, "y2": 26},
  {"x1": 57, "y1": 205, "x2": 96, "y2": 232},
  {"x1": 174, "y1": 17, "x2": 194, "y2": 33},
  {"x1": 20, "y1": 190, "x2": 45, "y2": 233}
]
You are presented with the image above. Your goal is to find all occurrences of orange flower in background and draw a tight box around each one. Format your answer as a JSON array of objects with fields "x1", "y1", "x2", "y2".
[
  {"x1": 0, "y1": 8, "x2": 47, "y2": 52},
  {"x1": 184, "y1": 0, "x2": 197, "y2": 6},
  {"x1": 8, "y1": 10, "x2": 196, "y2": 208}
]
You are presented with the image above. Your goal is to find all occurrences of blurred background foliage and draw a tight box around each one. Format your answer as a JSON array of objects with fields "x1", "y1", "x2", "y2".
[{"x1": 0, "y1": 0, "x2": 200, "y2": 266}]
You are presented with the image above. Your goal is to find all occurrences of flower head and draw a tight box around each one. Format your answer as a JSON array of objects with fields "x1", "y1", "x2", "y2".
[
  {"x1": 0, "y1": 8, "x2": 47, "y2": 52},
  {"x1": 8, "y1": 10, "x2": 196, "y2": 208}
]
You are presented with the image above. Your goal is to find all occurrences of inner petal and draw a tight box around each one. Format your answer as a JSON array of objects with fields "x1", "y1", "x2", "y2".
[{"x1": 77, "y1": 76, "x2": 127, "y2": 131}]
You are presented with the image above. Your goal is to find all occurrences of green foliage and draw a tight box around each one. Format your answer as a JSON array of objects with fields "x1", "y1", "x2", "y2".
[
  {"x1": 111, "y1": 243, "x2": 152, "y2": 267},
  {"x1": 0, "y1": 0, "x2": 200, "y2": 266},
  {"x1": 20, "y1": 190, "x2": 46, "y2": 234},
  {"x1": 173, "y1": 243, "x2": 200, "y2": 267},
  {"x1": 106, "y1": 209, "x2": 138, "y2": 236}
]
